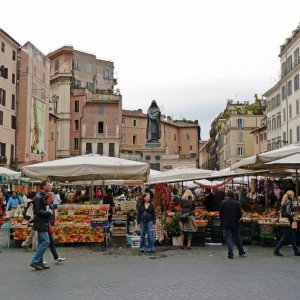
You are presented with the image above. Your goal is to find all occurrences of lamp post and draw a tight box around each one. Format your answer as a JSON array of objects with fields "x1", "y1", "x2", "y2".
[{"x1": 40, "y1": 150, "x2": 45, "y2": 161}]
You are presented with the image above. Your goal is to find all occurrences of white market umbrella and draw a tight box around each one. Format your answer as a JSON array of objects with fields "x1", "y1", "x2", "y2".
[
  {"x1": 0, "y1": 166, "x2": 21, "y2": 179},
  {"x1": 146, "y1": 167, "x2": 214, "y2": 185},
  {"x1": 21, "y1": 154, "x2": 150, "y2": 182}
]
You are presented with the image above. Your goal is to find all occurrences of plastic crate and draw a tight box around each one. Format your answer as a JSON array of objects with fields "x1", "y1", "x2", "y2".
[
  {"x1": 131, "y1": 237, "x2": 140, "y2": 248},
  {"x1": 90, "y1": 220, "x2": 109, "y2": 228}
]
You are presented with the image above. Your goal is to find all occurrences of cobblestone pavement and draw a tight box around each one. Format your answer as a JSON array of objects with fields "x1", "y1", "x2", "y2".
[{"x1": 1, "y1": 243, "x2": 300, "y2": 300}]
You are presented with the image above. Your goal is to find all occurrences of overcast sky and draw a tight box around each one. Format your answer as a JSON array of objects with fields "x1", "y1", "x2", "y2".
[{"x1": 1, "y1": 0, "x2": 300, "y2": 139}]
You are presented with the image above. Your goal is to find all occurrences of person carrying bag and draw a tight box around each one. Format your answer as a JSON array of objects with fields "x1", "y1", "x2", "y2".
[{"x1": 274, "y1": 190, "x2": 300, "y2": 257}]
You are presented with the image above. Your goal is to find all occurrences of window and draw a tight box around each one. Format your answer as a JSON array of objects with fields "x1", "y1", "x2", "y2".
[
  {"x1": 287, "y1": 80, "x2": 292, "y2": 96},
  {"x1": 12, "y1": 73, "x2": 15, "y2": 84},
  {"x1": 43, "y1": 73, "x2": 45, "y2": 83},
  {"x1": 1, "y1": 42, "x2": 5, "y2": 52},
  {"x1": 122, "y1": 117, "x2": 126, "y2": 125},
  {"x1": 277, "y1": 115, "x2": 281, "y2": 128},
  {"x1": 97, "y1": 143, "x2": 103, "y2": 155},
  {"x1": 54, "y1": 101, "x2": 58, "y2": 114},
  {"x1": 237, "y1": 132, "x2": 243, "y2": 142},
  {"x1": 297, "y1": 126, "x2": 300, "y2": 143},
  {"x1": 294, "y1": 74, "x2": 300, "y2": 91},
  {"x1": 0, "y1": 88, "x2": 6, "y2": 106},
  {"x1": 264, "y1": 132, "x2": 267, "y2": 140},
  {"x1": 281, "y1": 61, "x2": 286, "y2": 77},
  {"x1": 294, "y1": 48, "x2": 299, "y2": 67},
  {"x1": 10, "y1": 145, "x2": 14, "y2": 163},
  {"x1": 51, "y1": 132, "x2": 54, "y2": 141},
  {"x1": 276, "y1": 94, "x2": 281, "y2": 107},
  {"x1": 287, "y1": 55, "x2": 293, "y2": 73},
  {"x1": 103, "y1": 68, "x2": 111, "y2": 80},
  {"x1": 74, "y1": 100, "x2": 80, "y2": 112},
  {"x1": 86, "y1": 143, "x2": 92, "y2": 154},
  {"x1": 186, "y1": 133, "x2": 190, "y2": 140},
  {"x1": 98, "y1": 122, "x2": 104, "y2": 133},
  {"x1": 0, "y1": 110, "x2": 3, "y2": 125},
  {"x1": 267, "y1": 119, "x2": 271, "y2": 132},
  {"x1": 99, "y1": 105, "x2": 104, "y2": 115},
  {"x1": 189, "y1": 145, "x2": 193, "y2": 151},
  {"x1": 237, "y1": 118, "x2": 245, "y2": 128},
  {"x1": 271, "y1": 117, "x2": 276, "y2": 131},
  {"x1": 281, "y1": 85, "x2": 286, "y2": 100},
  {"x1": 256, "y1": 136, "x2": 259, "y2": 144},
  {"x1": 74, "y1": 79, "x2": 81, "y2": 87},
  {"x1": 289, "y1": 129, "x2": 292, "y2": 144},
  {"x1": 283, "y1": 108, "x2": 286, "y2": 122},
  {"x1": 86, "y1": 82, "x2": 94, "y2": 91},
  {"x1": 54, "y1": 60, "x2": 59, "y2": 72},
  {"x1": 12, "y1": 50, "x2": 16, "y2": 61},
  {"x1": 133, "y1": 119, "x2": 137, "y2": 127},
  {"x1": 87, "y1": 63, "x2": 93, "y2": 73},
  {"x1": 271, "y1": 98, "x2": 275, "y2": 110},
  {"x1": 174, "y1": 134, "x2": 177, "y2": 141},
  {"x1": 73, "y1": 60, "x2": 81, "y2": 71},
  {"x1": 236, "y1": 146, "x2": 245, "y2": 156},
  {"x1": 11, "y1": 94, "x2": 15, "y2": 110},
  {"x1": 121, "y1": 133, "x2": 126, "y2": 144},
  {"x1": 109, "y1": 143, "x2": 115, "y2": 157},
  {"x1": 289, "y1": 104, "x2": 292, "y2": 119},
  {"x1": 0, "y1": 142, "x2": 6, "y2": 156},
  {"x1": 133, "y1": 135, "x2": 137, "y2": 144},
  {"x1": 260, "y1": 133, "x2": 264, "y2": 141},
  {"x1": 74, "y1": 138, "x2": 79, "y2": 150},
  {"x1": 33, "y1": 66, "x2": 36, "y2": 77},
  {"x1": 11, "y1": 115, "x2": 16, "y2": 129},
  {"x1": 74, "y1": 120, "x2": 79, "y2": 130},
  {"x1": 283, "y1": 131, "x2": 287, "y2": 144}
]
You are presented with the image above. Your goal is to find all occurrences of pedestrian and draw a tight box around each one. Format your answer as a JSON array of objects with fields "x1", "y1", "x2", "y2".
[
  {"x1": 179, "y1": 189, "x2": 197, "y2": 250},
  {"x1": 53, "y1": 190, "x2": 61, "y2": 206},
  {"x1": 274, "y1": 190, "x2": 300, "y2": 257},
  {"x1": 47, "y1": 192, "x2": 66, "y2": 263},
  {"x1": 6, "y1": 191, "x2": 22, "y2": 211},
  {"x1": 136, "y1": 192, "x2": 156, "y2": 253},
  {"x1": 103, "y1": 189, "x2": 115, "y2": 222},
  {"x1": 0, "y1": 195, "x2": 5, "y2": 253},
  {"x1": 22, "y1": 191, "x2": 37, "y2": 250},
  {"x1": 30, "y1": 180, "x2": 52, "y2": 270},
  {"x1": 219, "y1": 189, "x2": 246, "y2": 259}
]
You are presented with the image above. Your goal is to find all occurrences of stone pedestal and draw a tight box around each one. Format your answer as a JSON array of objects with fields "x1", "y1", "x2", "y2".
[{"x1": 142, "y1": 147, "x2": 164, "y2": 171}]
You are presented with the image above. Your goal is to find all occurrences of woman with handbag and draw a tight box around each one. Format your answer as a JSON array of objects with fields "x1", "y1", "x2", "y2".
[
  {"x1": 179, "y1": 189, "x2": 197, "y2": 250},
  {"x1": 274, "y1": 190, "x2": 300, "y2": 257}
]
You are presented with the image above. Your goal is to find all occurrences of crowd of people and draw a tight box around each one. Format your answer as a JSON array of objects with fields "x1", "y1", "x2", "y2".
[{"x1": 1, "y1": 180, "x2": 300, "y2": 267}]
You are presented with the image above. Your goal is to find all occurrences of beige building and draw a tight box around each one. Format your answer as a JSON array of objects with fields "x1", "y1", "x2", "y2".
[
  {"x1": 120, "y1": 109, "x2": 200, "y2": 168},
  {"x1": 48, "y1": 46, "x2": 120, "y2": 158},
  {"x1": 18, "y1": 42, "x2": 50, "y2": 165},
  {"x1": 200, "y1": 98, "x2": 266, "y2": 170},
  {"x1": 250, "y1": 125, "x2": 267, "y2": 155},
  {"x1": 264, "y1": 23, "x2": 300, "y2": 149},
  {"x1": 0, "y1": 29, "x2": 20, "y2": 167}
]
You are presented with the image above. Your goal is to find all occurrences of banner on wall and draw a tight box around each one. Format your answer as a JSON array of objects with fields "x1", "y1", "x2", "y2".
[{"x1": 30, "y1": 97, "x2": 45, "y2": 154}]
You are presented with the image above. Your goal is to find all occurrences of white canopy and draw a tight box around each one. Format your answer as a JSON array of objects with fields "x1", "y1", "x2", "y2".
[
  {"x1": 231, "y1": 144, "x2": 300, "y2": 170},
  {"x1": 265, "y1": 153, "x2": 300, "y2": 168},
  {"x1": 21, "y1": 154, "x2": 150, "y2": 182},
  {"x1": 0, "y1": 166, "x2": 21, "y2": 179},
  {"x1": 146, "y1": 167, "x2": 214, "y2": 185}
]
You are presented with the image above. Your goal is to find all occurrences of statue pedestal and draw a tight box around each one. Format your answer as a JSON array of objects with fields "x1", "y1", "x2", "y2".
[{"x1": 142, "y1": 146, "x2": 164, "y2": 171}]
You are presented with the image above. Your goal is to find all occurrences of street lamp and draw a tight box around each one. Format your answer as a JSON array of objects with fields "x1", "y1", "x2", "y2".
[{"x1": 40, "y1": 150, "x2": 45, "y2": 161}]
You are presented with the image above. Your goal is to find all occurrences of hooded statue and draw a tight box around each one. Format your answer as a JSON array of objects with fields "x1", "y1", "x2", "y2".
[{"x1": 146, "y1": 100, "x2": 161, "y2": 143}]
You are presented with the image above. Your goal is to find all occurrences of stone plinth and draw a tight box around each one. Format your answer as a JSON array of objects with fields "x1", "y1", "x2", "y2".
[{"x1": 142, "y1": 147, "x2": 164, "y2": 171}]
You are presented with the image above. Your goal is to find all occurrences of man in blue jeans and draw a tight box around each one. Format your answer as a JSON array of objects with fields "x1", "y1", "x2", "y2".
[
  {"x1": 30, "y1": 180, "x2": 52, "y2": 270},
  {"x1": 219, "y1": 189, "x2": 246, "y2": 259}
]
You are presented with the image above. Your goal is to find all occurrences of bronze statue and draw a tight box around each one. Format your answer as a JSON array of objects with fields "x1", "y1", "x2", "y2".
[{"x1": 146, "y1": 100, "x2": 161, "y2": 143}]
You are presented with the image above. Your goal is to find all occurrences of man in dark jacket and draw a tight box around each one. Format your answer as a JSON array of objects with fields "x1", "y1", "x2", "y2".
[
  {"x1": 219, "y1": 189, "x2": 246, "y2": 259},
  {"x1": 30, "y1": 180, "x2": 52, "y2": 270}
]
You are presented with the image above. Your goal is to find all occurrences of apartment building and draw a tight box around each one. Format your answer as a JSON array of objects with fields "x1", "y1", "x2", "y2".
[
  {"x1": 121, "y1": 109, "x2": 200, "y2": 162},
  {"x1": 48, "y1": 46, "x2": 120, "y2": 158},
  {"x1": 264, "y1": 23, "x2": 300, "y2": 149},
  {"x1": 18, "y1": 42, "x2": 50, "y2": 165},
  {"x1": 250, "y1": 125, "x2": 267, "y2": 155},
  {"x1": 0, "y1": 29, "x2": 20, "y2": 167},
  {"x1": 201, "y1": 98, "x2": 266, "y2": 170}
]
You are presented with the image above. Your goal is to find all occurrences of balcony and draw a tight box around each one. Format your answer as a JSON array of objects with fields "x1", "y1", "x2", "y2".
[{"x1": 88, "y1": 89, "x2": 121, "y2": 103}]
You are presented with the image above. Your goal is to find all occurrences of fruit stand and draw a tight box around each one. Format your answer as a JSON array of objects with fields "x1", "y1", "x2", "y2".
[{"x1": 10, "y1": 204, "x2": 111, "y2": 247}]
